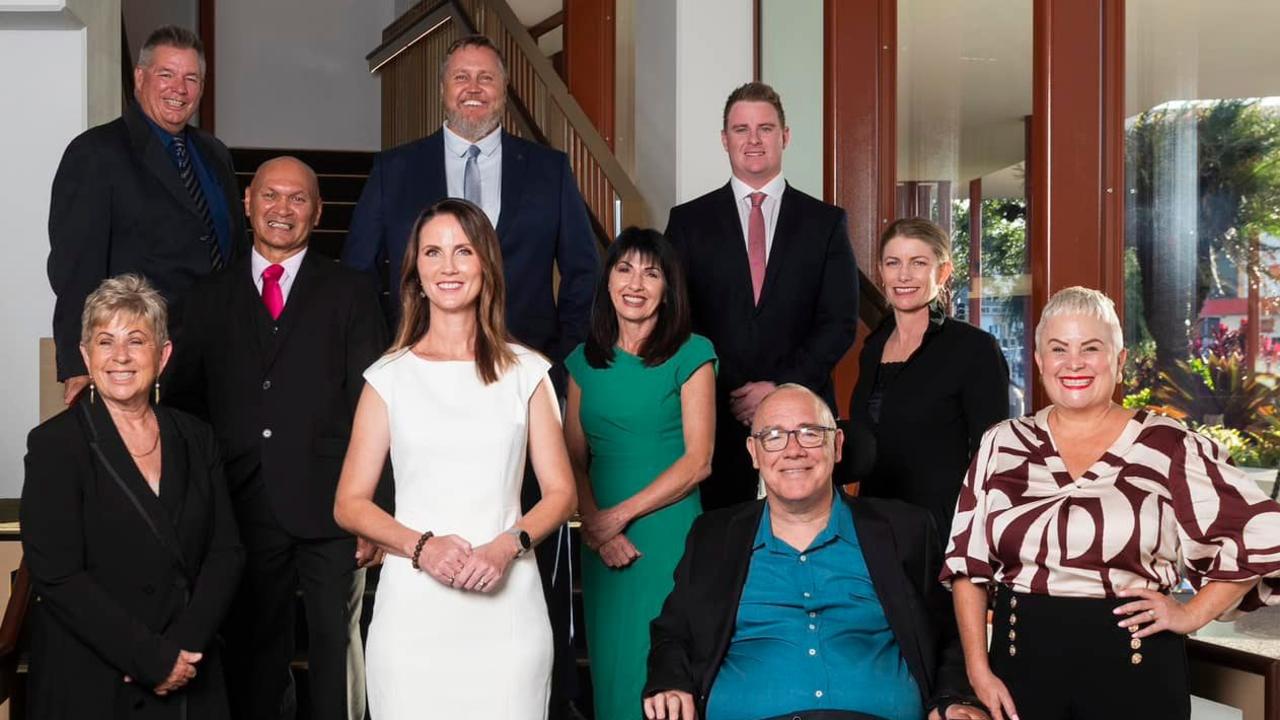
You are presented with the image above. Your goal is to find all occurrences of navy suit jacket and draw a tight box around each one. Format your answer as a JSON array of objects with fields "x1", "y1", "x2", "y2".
[{"x1": 342, "y1": 129, "x2": 599, "y2": 363}]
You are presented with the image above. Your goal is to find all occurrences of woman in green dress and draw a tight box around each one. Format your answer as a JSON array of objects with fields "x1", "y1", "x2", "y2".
[{"x1": 565, "y1": 228, "x2": 717, "y2": 720}]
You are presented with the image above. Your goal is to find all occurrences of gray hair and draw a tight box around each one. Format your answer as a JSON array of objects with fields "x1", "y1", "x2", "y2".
[
  {"x1": 1034, "y1": 286, "x2": 1124, "y2": 356},
  {"x1": 137, "y1": 25, "x2": 206, "y2": 76},
  {"x1": 80, "y1": 274, "x2": 169, "y2": 347},
  {"x1": 438, "y1": 34, "x2": 508, "y2": 85},
  {"x1": 756, "y1": 383, "x2": 836, "y2": 430}
]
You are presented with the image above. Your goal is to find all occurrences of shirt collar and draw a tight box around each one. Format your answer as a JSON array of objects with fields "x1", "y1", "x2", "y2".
[
  {"x1": 443, "y1": 122, "x2": 503, "y2": 158},
  {"x1": 753, "y1": 493, "x2": 853, "y2": 553},
  {"x1": 138, "y1": 105, "x2": 187, "y2": 150},
  {"x1": 251, "y1": 246, "x2": 308, "y2": 282},
  {"x1": 730, "y1": 173, "x2": 787, "y2": 204}
]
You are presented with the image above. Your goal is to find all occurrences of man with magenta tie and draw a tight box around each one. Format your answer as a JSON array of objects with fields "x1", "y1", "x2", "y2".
[
  {"x1": 664, "y1": 82, "x2": 859, "y2": 510},
  {"x1": 166, "y1": 157, "x2": 389, "y2": 720}
]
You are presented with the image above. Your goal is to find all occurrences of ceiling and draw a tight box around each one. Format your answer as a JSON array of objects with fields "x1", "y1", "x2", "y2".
[{"x1": 897, "y1": 0, "x2": 1280, "y2": 199}]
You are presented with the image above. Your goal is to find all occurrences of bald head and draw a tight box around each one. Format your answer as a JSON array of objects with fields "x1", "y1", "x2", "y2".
[
  {"x1": 752, "y1": 384, "x2": 836, "y2": 433},
  {"x1": 244, "y1": 155, "x2": 322, "y2": 263}
]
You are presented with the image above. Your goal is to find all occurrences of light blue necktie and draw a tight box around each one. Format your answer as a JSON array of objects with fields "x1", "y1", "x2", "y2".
[{"x1": 463, "y1": 144, "x2": 482, "y2": 206}]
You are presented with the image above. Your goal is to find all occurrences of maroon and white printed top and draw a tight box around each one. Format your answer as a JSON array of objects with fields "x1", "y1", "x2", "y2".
[{"x1": 941, "y1": 407, "x2": 1280, "y2": 614}]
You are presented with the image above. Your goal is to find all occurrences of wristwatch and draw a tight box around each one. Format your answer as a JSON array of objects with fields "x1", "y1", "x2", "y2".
[{"x1": 505, "y1": 528, "x2": 532, "y2": 558}]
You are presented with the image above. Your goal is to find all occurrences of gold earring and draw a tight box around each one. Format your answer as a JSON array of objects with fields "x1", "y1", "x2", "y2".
[
  {"x1": 89, "y1": 383, "x2": 96, "y2": 404},
  {"x1": 154, "y1": 381, "x2": 160, "y2": 404}
]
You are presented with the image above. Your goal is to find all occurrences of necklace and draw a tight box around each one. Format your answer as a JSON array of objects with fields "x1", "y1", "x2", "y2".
[{"x1": 126, "y1": 418, "x2": 161, "y2": 458}]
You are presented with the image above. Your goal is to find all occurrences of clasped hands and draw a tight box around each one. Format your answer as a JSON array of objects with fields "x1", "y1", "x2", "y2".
[
  {"x1": 729, "y1": 381, "x2": 775, "y2": 426},
  {"x1": 124, "y1": 649, "x2": 202, "y2": 696},
  {"x1": 416, "y1": 533, "x2": 519, "y2": 592},
  {"x1": 580, "y1": 506, "x2": 641, "y2": 569}
]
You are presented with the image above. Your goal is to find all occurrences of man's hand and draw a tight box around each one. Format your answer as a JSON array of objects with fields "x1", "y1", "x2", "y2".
[
  {"x1": 355, "y1": 537, "x2": 384, "y2": 568},
  {"x1": 63, "y1": 375, "x2": 91, "y2": 405},
  {"x1": 729, "y1": 381, "x2": 776, "y2": 426},
  {"x1": 930, "y1": 703, "x2": 993, "y2": 720},
  {"x1": 154, "y1": 650, "x2": 202, "y2": 696},
  {"x1": 643, "y1": 690, "x2": 696, "y2": 720}
]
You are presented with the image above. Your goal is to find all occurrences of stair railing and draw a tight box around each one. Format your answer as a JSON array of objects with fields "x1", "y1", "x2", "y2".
[{"x1": 368, "y1": 0, "x2": 649, "y2": 243}]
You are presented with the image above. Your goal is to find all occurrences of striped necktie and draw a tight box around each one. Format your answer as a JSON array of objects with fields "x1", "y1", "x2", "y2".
[{"x1": 171, "y1": 135, "x2": 225, "y2": 271}]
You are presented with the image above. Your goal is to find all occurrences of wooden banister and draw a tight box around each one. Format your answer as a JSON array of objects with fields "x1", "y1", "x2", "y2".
[{"x1": 368, "y1": 0, "x2": 650, "y2": 243}]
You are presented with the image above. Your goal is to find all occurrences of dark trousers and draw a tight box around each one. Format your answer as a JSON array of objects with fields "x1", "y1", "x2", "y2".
[
  {"x1": 523, "y1": 465, "x2": 575, "y2": 719},
  {"x1": 224, "y1": 480, "x2": 359, "y2": 720},
  {"x1": 989, "y1": 586, "x2": 1190, "y2": 720},
  {"x1": 760, "y1": 712, "x2": 887, "y2": 720},
  {"x1": 701, "y1": 410, "x2": 757, "y2": 511}
]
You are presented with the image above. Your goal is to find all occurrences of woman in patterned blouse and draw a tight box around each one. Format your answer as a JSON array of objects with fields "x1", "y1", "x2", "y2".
[{"x1": 941, "y1": 286, "x2": 1280, "y2": 720}]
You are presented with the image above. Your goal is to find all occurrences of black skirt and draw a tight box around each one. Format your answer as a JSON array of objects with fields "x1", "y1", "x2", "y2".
[{"x1": 989, "y1": 585, "x2": 1190, "y2": 720}]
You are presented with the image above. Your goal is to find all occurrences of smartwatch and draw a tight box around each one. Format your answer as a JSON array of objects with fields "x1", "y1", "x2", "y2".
[{"x1": 505, "y1": 528, "x2": 532, "y2": 557}]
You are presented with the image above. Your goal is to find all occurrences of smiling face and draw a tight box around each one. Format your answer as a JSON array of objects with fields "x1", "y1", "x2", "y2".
[
  {"x1": 608, "y1": 250, "x2": 666, "y2": 327},
  {"x1": 721, "y1": 100, "x2": 789, "y2": 188},
  {"x1": 441, "y1": 44, "x2": 506, "y2": 141},
  {"x1": 880, "y1": 235, "x2": 952, "y2": 312},
  {"x1": 416, "y1": 212, "x2": 483, "y2": 314},
  {"x1": 245, "y1": 158, "x2": 321, "y2": 262},
  {"x1": 748, "y1": 388, "x2": 843, "y2": 508},
  {"x1": 80, "y1": 314, "x2": 172, "y2": 406},
  {"x1": 133, "y1": 45, "x2": 203, "y2": 134},
  {"x1": 1035, "y1": 313, "x2": 1126, "y2": 412}
]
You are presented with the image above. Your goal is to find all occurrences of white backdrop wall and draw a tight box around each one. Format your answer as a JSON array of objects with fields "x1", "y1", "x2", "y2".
[
  {"x1": 0, "y1": 0, "x2": 120, "y2": 498},
  {"x1": 214, "y1": 0, "x2": 396, "y2": 151}
]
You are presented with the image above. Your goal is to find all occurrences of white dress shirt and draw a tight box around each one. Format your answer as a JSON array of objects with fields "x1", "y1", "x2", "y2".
[
  {"x1": 443, "y1": 123, "x2": 503, "y2": 228},
  {"x1": 729, "y1": 173, "x2": 787, "y2": 262},
  {"x1": 251, "y1": 246, "x2": 307, "y2": 305}
]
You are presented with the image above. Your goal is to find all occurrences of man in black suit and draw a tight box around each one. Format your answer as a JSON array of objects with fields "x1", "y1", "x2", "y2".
[
  {"x1": 167, "y1": 157, "x2": 388, "y2": 720},
  {"x1": 665, "y1": 82, "x2": 858, "y2": 510},
  {"x1": 343, "y1": 34, "x2": 596, "y2": 717},
  {"x1": 48, "y1": 25, "x2": 246, "y2": 405},
  {"x1": 643, "y1": 385, "x2": 988, "y2": 720}
]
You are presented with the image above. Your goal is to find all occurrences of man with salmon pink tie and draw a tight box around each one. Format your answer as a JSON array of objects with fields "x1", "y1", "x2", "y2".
[{"x1": 664, "y1": 82, "x2": 859, "y2": 510}]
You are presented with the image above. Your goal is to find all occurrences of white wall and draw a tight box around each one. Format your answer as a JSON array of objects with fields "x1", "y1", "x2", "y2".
[
  {"x1": 214, "y1": 0, "x2": 396, "y2": 151},
  {"x1": 0, "y1": 0, "x2": 120, "y2": 498},
  {"x1": 760, "y1": 0, "x2": 823, "y2": 198},
  {"x1": 632, "y1": 0, "x2": 754, "y2": 223}
]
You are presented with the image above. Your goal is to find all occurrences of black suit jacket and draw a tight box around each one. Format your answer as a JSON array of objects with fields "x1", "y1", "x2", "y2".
[
  {"x1": 47, "y1": 101, "x2": 247, "y2": 381},
  {"x1": 665, "y1": 182, "x2": 859, "y2": 406},
  {"x1": 342, "y1": 129, "x2": 599, "y2": 363},
  {"x1": 166, "y1": 252, "x2": 389, "y2": 538},
  {"x1": 21, "y1": 397, "x2": 243, "y2": 719},
  {"x1": 850, "y1": 307, "x2": 1010, "y2": 533},
  {"x1": 645, "y1": 494, "x2": 975, "y2": 718}
]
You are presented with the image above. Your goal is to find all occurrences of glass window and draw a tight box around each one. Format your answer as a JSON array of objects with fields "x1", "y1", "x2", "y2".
[{"x1": 896, "y1": 0, "x2": 1033, "y2": 412}]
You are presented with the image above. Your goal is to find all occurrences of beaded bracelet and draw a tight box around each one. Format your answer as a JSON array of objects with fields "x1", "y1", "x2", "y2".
[{"x1": 410, "y1": 530, "x2": 434, "y2": 570}]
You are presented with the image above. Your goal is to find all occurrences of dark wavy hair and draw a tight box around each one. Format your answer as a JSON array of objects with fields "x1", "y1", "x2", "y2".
[
  {"x1": 584, "y1": 228, "x2": 691, "y2": 369},
  {"x1": 390, "y1": 198, "x2": 515, "y2": 384}
]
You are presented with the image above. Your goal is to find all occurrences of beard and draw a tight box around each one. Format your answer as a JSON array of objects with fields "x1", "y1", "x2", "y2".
[{"x1": 446, "y1": 104, "x2": 504, "y2": 142}]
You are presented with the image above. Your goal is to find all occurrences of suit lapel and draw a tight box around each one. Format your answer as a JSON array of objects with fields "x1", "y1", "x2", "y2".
[
  {"x1": 712, "y1": 184, "x2": 756, "y2": 313},
  {"x1": 758, "y1": 184, "x2": 799, "y2": 308},
  {"x1": 702, "y1": 500, "x2": 765, "y2": 693},
  {"x1": 849, "y1": 498, "x2": 930, "y2": 689},
  {"x1": 230, "y1": 257, "x2": 269, "y2": 368},
  {"x1": 80, "y1": 396, "x2": 188, "y2": 570},
  {"x1": 261, "y1": 252, "x2": 322, "y2": 371},
  {"x1": 496, "y1": 133, "x2": 527, "y2": 238},
  {"x1": 422, "y1": 131, "x2": 448, "y2": 213},
  {"x1": 191, "y1": 129, "x2": 246, "y2": 260},
  {"x1": 125, "y1": 103, "x2": 202, "y2": 222}
]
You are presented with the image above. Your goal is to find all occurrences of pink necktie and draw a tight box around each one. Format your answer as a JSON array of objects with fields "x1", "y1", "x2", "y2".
[
  {"x1": 747, "y1": 192, "x2": 767, "y2": 304},
  {"x1": 262, "y1": 264, "x2": 285, "y2": 320}
]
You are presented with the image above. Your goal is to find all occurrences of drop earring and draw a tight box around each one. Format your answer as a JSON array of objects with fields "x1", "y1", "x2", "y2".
[
  {"x1": 88, "y1": 383, "x2": 96, "y2": 404},
  {"x1": 154, "y1": 381, "x2": 160, "y2": 404}
]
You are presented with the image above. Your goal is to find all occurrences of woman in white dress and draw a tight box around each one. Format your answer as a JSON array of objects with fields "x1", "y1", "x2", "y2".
[{"x1": 334, "y1": 198, "x2": 577, "y2": 720}]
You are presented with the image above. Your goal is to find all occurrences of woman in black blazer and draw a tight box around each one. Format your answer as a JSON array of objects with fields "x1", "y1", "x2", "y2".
[
  {"x1": 849, "y1": 218, "x2": 1009, "y2": 534},
  {"x1": 20, "y1": 275, "x2": 242, "y2": 719}
]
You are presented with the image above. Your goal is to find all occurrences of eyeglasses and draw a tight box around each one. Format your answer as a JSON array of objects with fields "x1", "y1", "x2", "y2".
[{"x1": 750, "y1": 425, "x2": 836, "y2": 452}]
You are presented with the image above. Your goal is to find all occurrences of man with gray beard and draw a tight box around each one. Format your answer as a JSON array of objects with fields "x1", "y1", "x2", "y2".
[{"x1": 343, "y1": 33, "x2": 596, "y2": 719}]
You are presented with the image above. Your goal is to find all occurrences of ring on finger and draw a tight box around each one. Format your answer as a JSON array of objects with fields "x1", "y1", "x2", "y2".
[{"x1": 1147, "y1": 609, "x2": 1156, "y2": 619}]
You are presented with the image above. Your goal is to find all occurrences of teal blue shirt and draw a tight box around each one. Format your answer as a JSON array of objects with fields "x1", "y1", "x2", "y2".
[{"x1": 706, "y1": 495, "x2": 924, "y2": 720}]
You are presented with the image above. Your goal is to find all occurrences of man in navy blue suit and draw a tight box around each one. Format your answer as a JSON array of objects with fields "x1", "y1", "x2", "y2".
[
  {"x1": 343, "y1": 34, "x2": 598, "y2": 366},
  {"x1": 342, "y1": 34, "x2": 597, "y2": 719}
]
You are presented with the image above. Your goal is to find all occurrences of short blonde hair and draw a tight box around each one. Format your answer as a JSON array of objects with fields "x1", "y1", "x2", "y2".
[
  {"x1": 1034, "y1": 286, "x2": 1123, "y2": 355},
  {"x1": 80, "y1": 274, "x2": 169, "y2": 346}
]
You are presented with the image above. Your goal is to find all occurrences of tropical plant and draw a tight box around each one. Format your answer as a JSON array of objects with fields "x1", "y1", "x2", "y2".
[{"x1": 1149, "y1": 353, "x2": 1277, "y2": 434}]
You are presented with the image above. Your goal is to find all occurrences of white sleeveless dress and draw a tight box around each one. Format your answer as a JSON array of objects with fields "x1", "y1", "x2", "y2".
[{"x1": 362, "y1": 345, "x2": 553, "y2": 720}]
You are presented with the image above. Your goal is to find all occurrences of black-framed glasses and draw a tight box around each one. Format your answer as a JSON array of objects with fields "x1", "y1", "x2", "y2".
[{"x1": 750, "y1": 425, "x2": 837, "y2": 452}]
